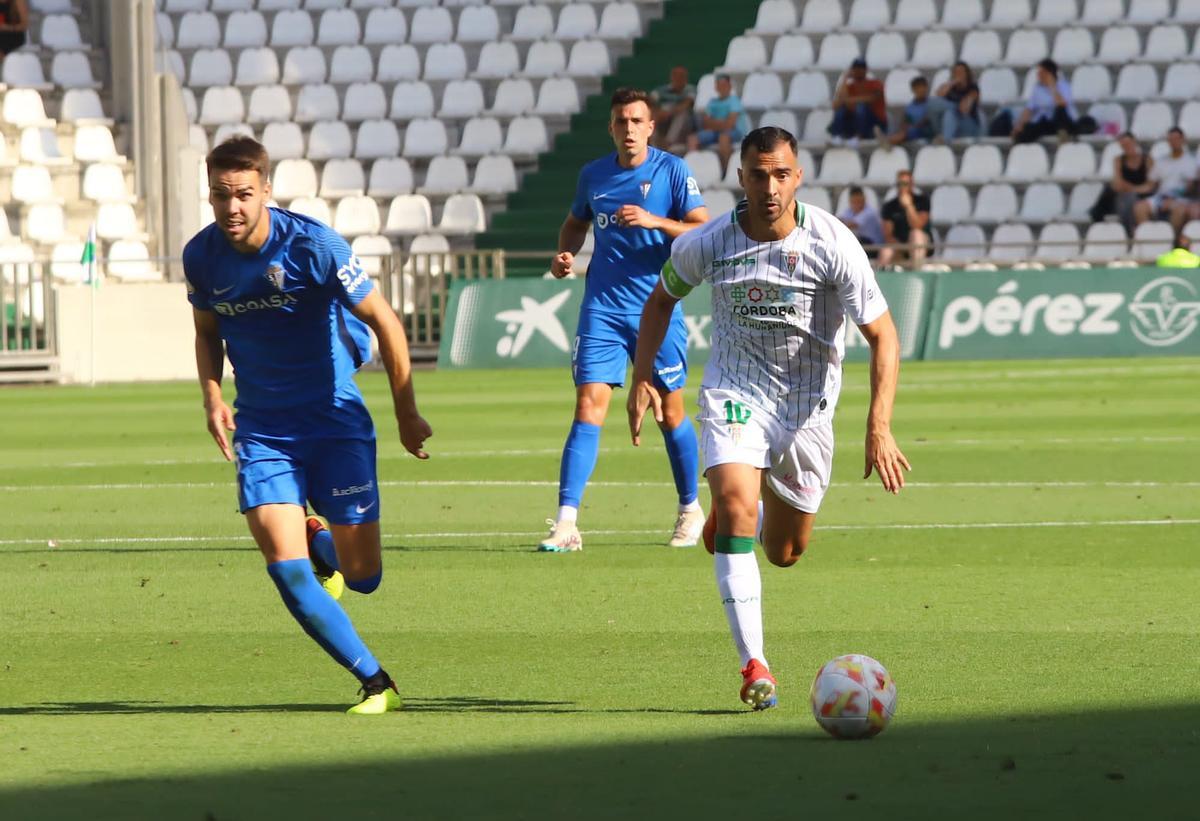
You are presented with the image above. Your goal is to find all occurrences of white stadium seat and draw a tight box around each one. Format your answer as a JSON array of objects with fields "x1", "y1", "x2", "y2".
[
  {"x1": 306, "y1": 120, "x2": 354, "y2": 160},
  {"x1": 385, "y1": 194, "x2": 433, "y2": 235},
  {"x1": 282, "y1": 47, "x2": 327, "y2": 84},
  {"x1": 978, "y1": 68, "x2": 1019, "y2": 104},
  {"x1": 199, "y1": 86, "x2": 245, "y2": 125},
  {"x1": 176, "y1": 12, "x2": 220, "y2": 48},
  {"x1": 1144, "y1": 25, "x2": 1188, "y2": 62},
  {"x1": 288, "y1": 196, "x2": 332, "y2": 225},
  {"x1": 474, "y1": 41, "x2": 521, "y2": 80},
  {"x1": 457, "y1": 5, "x2": 500, "y2": 42},
  {"x1": 503, "y1": 116, "x2": 549, "y2": 158},
  {"x1": 741, "y1": 72, "x2": 783, "y2": 111},
  {"x1": 418, "y1": 155, "x2": 470, "y2": 195},
  {"x1": 82, "y1": 163, "x2": 134, "y2": 203},
  {"x1": 262, "y1": 122, "x2": 305, "y2": 159},
  {"x1": 1037, "y1": 222, "x2": 1082, "y2": 260},
  {"x1": 402, "y1": 118, "x2": 448, "y2": 159},
  {"x1": 598, "y1": 2, "x2": 642, "y2": 38},
  {"x1": 510, "y1": 4, "x2": 554, "y2": 40},
  {"x1": 441, "y1": 79, "x2": 487, "y2": 119},
  {"x1": 802, "y1": 110, "x2": 832, "y2": 144},
  {"x1": 567, "y1": 40, "x2": 611, "y2": 77},
  {"x1": 522, "y1": 40, "x2": 567, "y2": 78},
  {"x1": 758, "y1": 109, "x2": 799, "y2": 138},
  {"x1": 1089, "y1": 102, "x2": 1127, "y2": 134},
  {"x1": 535, "y1": 77, "x2": 581, "y2": 116},
  {"x1": 555, "y1": 3, "x2": 599, "y2": 39},
  {"x1": 4, "y1": 51, "x2": 49, "y2": 89},
  {"x1": 1003, "y1": 29, "x2": 1049, "y2": 67},
  {"x1": 456, "y1": 117, "x2": 504, "y2": 157},
  {"x1": 800, "y1": 1, "x2": 843, "y2": 31},
  {"x1": 1035, "y1": 0, "x2": 1078, "y2": 27},
  {"x1": 342, "y1": 82, "x2": 388, "y2": 122},
  {"x1": 1020, "y1": 182, "x2": 1067, "y2": 222},
  {"x1": 846, "y1": 0, "x2": 891, "y2": 30},
  {"x1": 61, "y1": 89, "x2": 108, "y2": 124},
  {"x1": 54, "y1": 51, "x2": 98, "y2": 88},
  {"x1": 320, "y1": 159, "x2": 366, "y2": 199},
  {"x1": 684, "y1": 151, "x2": 722, "y2": 189},
  {"x1": 722, "y1": 36, "x2": 768, "y2": 73},
  {"x1": 1129, "y1": 0, "x2": 1170, "y2": 22},
  {"x1": 490, "y1": 79, "x2": 536, "y2": 117},
  {"x1": 752, "y1": 0, "x2": 797, "y2": 31},
  {"x1": 941, "y1": 0, "x2": 983, "y2": 27},
  {"x1": 817, "y1": 33, "x2": 859, "y2": 70},
  {"x1": 930, "y1": 185, "x2": 971, "y2": 224},
  {"x1": 355, "y1": 119, "x2": 402, "y2": 159},
  {"x1": 190, "y1": 49, "x2": 233, "y2": 87},
  {"x1": 247, "y1": 85, "x2": 293, "y2": 124},
  {"x1": 317, "y1": 9, "x2": 361, "y2": 46},
  {"x1": 409, "y1": 7, "x2": 453, "y2": 44},
  {"x1": 351, "y1": 234, "x2": 393, "y2": 277},
  {"x1": 1097, "y1": 27, "x2": 1140, "y2": 64},
  {"x1": 990, "y1": 223, "x2": 1035, "y2": 261},
  {"x1": 1081, "y1": 0, "x2": 1122, "y2": 24},
  {"x1": 329, "y1": 45, "x2": 373, "y2": 84},
  {"x1": 333, "y1": 196, "x2": 381, "y2": 237},
  {"x1": 363, "y1": 8, "x2": 408, "y2": 45},
  {"x1": 390, "y1": 81, "x2": 435, "y2": 120},
  {"x1": 376, "y1": 45, "x2": 420, "y2": 82},
  {"x1": 958, "y1": 144, "x2": 1004, "y2": 183},
  {"x1": 368, "y1": 157, "x2": 415, "y2": 198},
  {"x1": 912, "y1": 146, "x2": 957, "y2": 185},
  {"x1": 1132, "y1": 221, "x2": 1175, "y2": 259},
  {"x1": 1083, "y1": 221, "x2": 1128, "y2": 260},
  {"x1": 884, "y1": 68, "x2": 920, "y2": 108},
  {"x1": 973, "y1": 183, "x2": 1019, "y2": 223},
  {"x1": 437, "y1": 193, "x2": 487, "y2": 235},
  {"x1": 212, "y1": 0, "x2": 254, "y2": 9},
  {"x1": 865, "y1": 146, "x2": 910, "y2": 185},
  {"x1": 770, "y1": 35, "x2": 814, "y2": 71},
  {"x1": 107, "y1": 241, "x2": 160, "y2": 282},
  {"x1": 1051, "y1": 28, "x2": 1094, "y2": 65},
  {"x1": 910, "y1": 31, "x2": 954, "y2": 69},
  {"x1": 50, "y1": 240, "x2": 86, "y2": 283},
  {"x1": 212, "y1": 123, "x2": 253, "y2": 146},
  {"x1": 470, "y1": 154, "x2": 518, "y2": 196},
  {"x1": 865, "y1": 32, "x2": 908, "y2": 69},
  {"x1": 1162, "y1": 64, "x2": 1200, "y2": 100},
  {"x1": 959, "y1": 30, "x2": 1002, "y2": 67},
  {"x1": 1051, "y1": 143, "x2": 1098, "y2": 182},
  {"x1": 271, "y1": 10, "x2": 315, "y2": 47},
  {"x1": 990, "y1": 0, "x2": 1032, "y2": 26},
  {"x1": 423, "y1": 43, "x2": 468, "y2": 81},
  {"x1": 942, "y1": 223, "x2": 986, "y2": 260},
  {"x1": 786, "y1": 71, "x2": 831, "y2": 109},
  {"x1": 1003, "y1": 143, "x2": 1050, "y2": 182},
  {"x1": 894, "y1": 0, "x2": 936, "y2": 29},
  {"x1": 74, "y1": 124, "x2": 123, "y2": 162},
  {"x1": 224, "y1": 10, "x2": 268, "y2": 48},
  {"x1": 1178, "y1": 102, "x2": 1200, "y2": 137},
  {"x1": 1070, "y1": 64, "x2": 1112, "y2": 102},
  {"x1": 272, "y1": 158, "x2": 319, "y2": 201},
  {"x1": 236, "y1": 47, "x2": 281, "y2": 86},
  {"x1": 25, "y1": 203, "x2": 66, "y2": 243},
  {"x1": 295, "y1": 84, "x2": 340, "y2": 122},
  {"x1": 1067, "y1": 182, "x2": 1104, "y2": 221},
  {"x1": 96, "y1": 203, "x2": 140, "y2": 240},
  {"x1": 1114, "y1": 64, "x2": 1159, "y2": 100},
  {"x1": 817, "y1": 149, "x2": 863, "y2": 186}
]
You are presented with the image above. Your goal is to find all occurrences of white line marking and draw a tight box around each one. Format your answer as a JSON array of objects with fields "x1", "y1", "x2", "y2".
[{"x1": 2, "y1": 519, "x2": 1196, "y2": 547}]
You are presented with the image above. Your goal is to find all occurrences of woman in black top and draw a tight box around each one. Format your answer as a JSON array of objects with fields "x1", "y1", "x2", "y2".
[
  {"x1": 928, "y1": 61, "x2": 982, "y2": 141},
  {"x1": 1112, "y1": 131, "x2": 1156, "y2": 232},
  {"x1": 0, "y1": 0, "x2": 29, "y2": 56}
]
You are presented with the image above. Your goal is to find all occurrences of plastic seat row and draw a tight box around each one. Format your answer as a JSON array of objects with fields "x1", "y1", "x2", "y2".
[
  {"x1": 940, "y1": 218, "x2": 1177, "y2": 262},
  {"x1": 266, "y1": 154, "x2": 518, "y2": 200},
  {"x1": 2, "y1": 51, "x2": 100, "y2": 90},
  {"x1": 265, "y1": 191, "x2": 487, "y2": 237},
  {"x1": 1, "y1": 88, "x2": 112, "y2": 127}
]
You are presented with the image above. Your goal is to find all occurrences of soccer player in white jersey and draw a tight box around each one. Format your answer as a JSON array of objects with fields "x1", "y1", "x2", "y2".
[{"x1": 627, "y1": 126, "x2": 910, "y2": 710}]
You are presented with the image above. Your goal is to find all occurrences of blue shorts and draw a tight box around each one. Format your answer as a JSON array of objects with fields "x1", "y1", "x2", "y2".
[
  {"x1": 233, "y1": 432, "x2": 380, "y2": 525},
  {"x1": 572, "y1": 309, "x2": 689, "y2": 390}
]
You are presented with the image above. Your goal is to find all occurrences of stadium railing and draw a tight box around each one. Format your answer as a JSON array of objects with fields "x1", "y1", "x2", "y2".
[{"x1": 0, "y1": 263, "x2": 57, "y2": 381}]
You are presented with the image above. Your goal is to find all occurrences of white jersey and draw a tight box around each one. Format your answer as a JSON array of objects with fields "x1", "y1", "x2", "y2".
[{"x1": 662, "y1": 200, "x2": 888, "y2": 429}]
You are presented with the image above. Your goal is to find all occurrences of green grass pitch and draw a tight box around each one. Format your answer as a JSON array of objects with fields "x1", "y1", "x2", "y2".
[{"x1": 0, "y1": 358, "x2": 1197, "y2": 820}]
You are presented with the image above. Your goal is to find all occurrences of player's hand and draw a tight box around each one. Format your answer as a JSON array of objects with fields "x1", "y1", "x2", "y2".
[
  {"x1": 204, "y1": 400, "x2": 236, "y2": 462},
  {"x1": 551, "y1": 251, "x2": 574, "y2": 279},
  {"x1": 398, "y1": 412, "x2": 433, "y2": 460},
  {"x1": 626, "y1": 379, "x2": 663, "y2": 447},
  {"x1": 864, "y1": 427, "x2": 911, "y2": 494},
  {"x1": 615, "y1": 205, "x2": 660, "y2": 230}
]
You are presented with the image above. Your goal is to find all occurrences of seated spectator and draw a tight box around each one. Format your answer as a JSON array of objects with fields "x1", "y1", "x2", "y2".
[
  {"x1": 1143, "y1": 127, "x2": 1198, "y2": 236},
  {"x1": 1012, "y1": 58, "x2": 1077, "y2": 144},
  {"x1": 885, "y1": 76, "x2": 934, "y2": 146},
  {"x1": 1090, "y1": 132, "x2": 1155, "y2": 232},
  {"x1": 877, "y1": 170, "x2": 930, "y2": 269},
  {"x1": 651, "y1": 66, "x2": 696, "y2": 154},
  {"x1": 828, "y1": 58, "x2": 887, "y2": 146},
  {"x1": 837, "y1": 185, "x2": 884, "y2": 254},
  {"x1": 0, "y1": 0, "x2": 28, "y2": 55},
  {"x1": 686, "y1": 73, "x2": 750, "y2": 169},
  {"x1": 927, "y1": 61, "x2": 983, "y2": 142}
]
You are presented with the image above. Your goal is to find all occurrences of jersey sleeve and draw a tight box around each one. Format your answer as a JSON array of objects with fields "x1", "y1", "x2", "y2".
[
  {"x1": 660, "y1": 229, "x2": 706, "y2": 298},
  {"x1": 569, "y1": 166, "x2": 593, "y2": 222},
  {"x1": 182, "y1": 238, "x2": 211, "y2": 311},
  {"x1": 302, "y1": 226, "x2": 374, "y2": 308},
  {"x1": 827, "y1": 218, "x2": 888, "y2": 326},
  {"x1": 671, "y1": 156, "x2": 705, "y2": 219}
]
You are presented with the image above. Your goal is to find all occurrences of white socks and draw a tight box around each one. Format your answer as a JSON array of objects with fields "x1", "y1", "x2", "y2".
[
  {"x1": 714, "y1": 550, "x2": 765, "y2": 668},
  {"x1": 556, "y1": 505, "x2": 578, "y2": 523},
  {"x1": 679, "y1": 499, "x2": 702, "y2": 515}
]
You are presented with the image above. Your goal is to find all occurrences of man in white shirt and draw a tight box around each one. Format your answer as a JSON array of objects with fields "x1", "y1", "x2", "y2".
[
  {"x1": 837, "y1": 185, "x2": 884, "y2": 257},
  {"x1": 627, "y1": 127, "x2": 910, "y2": 711},
  {"x1": 1144, "y1": 127, "x2": 1199, "y2": 237}
]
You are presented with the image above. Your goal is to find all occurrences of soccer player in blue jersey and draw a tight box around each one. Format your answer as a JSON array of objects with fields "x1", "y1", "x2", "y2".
[
  {"x1": 184, "y1": 137, "x2": 432, "y2": 714},
  {"x1": 538, "y1": 88, "x2": 709, "y2": 553}
]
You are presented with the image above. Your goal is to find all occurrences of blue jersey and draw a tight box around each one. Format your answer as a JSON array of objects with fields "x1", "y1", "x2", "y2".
[
  {"x1": 570, "y1": 147, "x2": 704, "y2": 314},
  {"x1": 184, "y1": 208, "x2": 374, "y2": 435}
]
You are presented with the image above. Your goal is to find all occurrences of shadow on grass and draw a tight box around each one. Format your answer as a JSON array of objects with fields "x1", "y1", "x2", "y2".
[{"x1": 0, "y1": 704, "x2": 1196, "y2": 820}]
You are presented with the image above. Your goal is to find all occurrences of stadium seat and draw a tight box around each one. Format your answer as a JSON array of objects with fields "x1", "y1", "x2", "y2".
[
  {"x1": 385, "y1": 194, "x2": 433, "y2": 235},
  {"x1": 74, "y1": 124, "x2": 123, "y2": 163},
  {"x1": 350, "y1": 234, "x2": 393, "y2": 277},
  {"x1": 816, "y1": 33, "x2": 859, "y2": 70},
  {"x1": 418, "y1": 156, "x2": 469, "y2": 196},
  {"x1": 1020, "y1": 181, "x2": 1067, "y2": 222},
  {"x1": 401, "y1": 118, "x2": 447, "y2": 159},
  {"x1": 437, "y1": 79, "x2": 485, "y2": 120},
  {"x1": 990, "y1": 223, "x2": 1035, "y2": 261},
  {"x1": 741, "y1": 72, "x2": 783, "y2": 111},
  {"x1": 797, "y1": 187, "x2": 831, "y2": 213},
  {"x1": 212, "y1": 0, "x2": 254, "y2": 9},
  {"x1": 213, "y1": 123, "x2": 254, "y2": 146},
  {"x1": 695, "y1": 74, "x2": 716, "y2": 110},
  {"x1": 940, "y1": 0, "x2": 983, "y2": 27},
  {"x1": 95, "y1": 202, "x2": 140, "y2": 240},
  {"x1": 802, "y1": 109, "x2": 832, "y2": 144},
  {"x1": 328, "y1": 45, "x2": 373, "y2": 84},
  {"x1": 769, "y1": 34, "x2": 814, "y2": 71},
  {"x1": 180, "y1": 88, "x2": 198, "y2": 123},
  {"x1": 1036, "y1": 222, "x2": 1082, "y2": 260},
  {"x1": 958, "y1": 144, "x2": 1004, "y2": 183},
  {"x1": 306, "y1": 120, "x2": 353, "y2": 160},
  {"x1": 60, "y1": 89, "x2": 108, "y2": 125},
  {"x1": 3, "y1": 51, "x2": 49, "y2": 89},
  {"x1": 436, "y1": 193, "x2": 487, "y2": 235},
  {"x1": 316, "y1": 9, "x2": 361, "y2": 46},
  {"x1": 846, "y1": 0, "x2": 890, "y2": 30},
  {"x1": 959, "y1": 30, "x2": 1002, "y2": 67},
  {"x1": 1144, "y1": 25, "x2": 1188, "y2": 63},
  {"x1": 722, "y1": 36, "x2": 768, "y2": 72},
  {"x1": 1049, "y1": 143, "x2": 1097, "y2": 182},
  {"x1": 800, "y1": 1, "x2": 843, "y2": 31},
  {"x1": 884, "y1": 68, "x2": 920, "y2": 108},
  {"x1": 456, "y1": 5, "x2": 500, "y2": 42},
  {"x1": 1052, "y1": 27, "x2": 1095, "y2": 65},
  {"x1": 909, "y1": 31, "x2": 954, "y2": 69},
  {"x1": 271, "y1": 10, "x2": 315, "y2": 47},
  {"x1": 189, "y1": 49, "x2": 233, "y2": 88},
  {"x1": 1125, "y1": 0, "x2": 1169, "y2": 22},
  {"x1": 1088, "y1": 101, "x2": 1127, "y2": 134},
  {"x1": 198, "y1": 86, "x2": 245, "y2": 126},
  {"x1": 941, "y1": 223, "x2": 986, "y2": 261},
  {"x1": 273, "y1": 158, "x2": 319, "y2": 201},
  {"x1": 503, "y1": 116, "x2": 549, "y2": 158},
  {"x1": 474, "y1": 41, "x2": 521, "y2": 80},
  {"x1": 1084, "y1": 0, "x2": 1125, "y2": 23},
  {"x1": 423, "y1": 43, "x2": 468, "y2": 81},
  {"x1": 282, "y1": 47, "x2": 327, "y2": 84},
  {"x1": 521, "y1": 40, "x2": 567, "y2": 78},
  {"x1": 892, "y1": 0, "x2": 936, "y2": 29},
  {"x1": 1097, "y1": 26, "x2": 1140, "y2": 64},
  {"x1": 224, "y1": 10, "x2": 268, "y2": 48},
  {"x1": 1003, "y1": 143, "x2": 1050, "y2": 182},
  {"x1": 534, "y1": 77, "x2": 581, "y2": 117},
  {"x1": 167, "y1": 0, "x2": 207, "y2": 10},
  {"x1": 1114, "y1": 64, "x2": 1159, "y2": 100},
  {"x1": 233, "y1": 48, "x2": 280, "y2": 86},
  {"x1": 470, "y1": 154, "x2": 518, "y2": 196},
  {"x1": 751, "y1": 0, "x2": 797, "y2": 31},
  {"x1": 1178, "y1": 102, "x2": 1200, "y2": 136},
  {"x1": 54, "y1": 51, "x2": 100, "y2": 89},
  {"x1": 1066, "y1": 182, "x2": 1104, "y2": 221},
  {"x1": 342, "y1": 82, "x2": 387, "y2": 122},
  {"x1": 865, "y1": 32, "x2": 908, "y2": 69},
  {"x1": 367, "y1": 157, "x2": 415, "y2": 198},
  {"x1": 1035, "y1": 0, "x2": 1078, "y2": 27},
  {"x1": 510, "y1": 4, "x2": 554, "y2": 40},
  {"x1": 684, "y1": 151, "x2": 722, "y2": 189},
  {"x1": 704, "y1": 189, "x2": 737, "y2": 215},
  {"x1": 758, "y1": 109, "x2": 799, "y2": 137},
  {"x1": 556, "y1": 3, "x2": 598, "y2": 39},
  {"x1": 106, "y1": 240, "x2": 160, "y2": 282},
  {"x1": 295, "y1": 84, "x2": 340, "y2": 122},
  {"x1": 1003, "y1": 28, "x2": 1048, "y2": 67},
  {"x1": 319, "y1": 159, "x2": 366, "y2": 198},
  {"x1": 81, "y1": 163, "x2": 133, "y2": 204},
  {"x1": 48, "y1": 240, "x2": 85, "y2": 283},
  {"x1": 1159, "y1": 63, "x2": 1200, "y2": 100},
  {"x1": 307, "y1": 0, "x2": 348, "y2": 9},
  {"x1": 1083, "y1": 221, "x2": 1128, "y2": 260},
  {"x1": 355, "y1": 119, "x2": 402, "y2": 159},
  {"x1": 489, "y1": 79, "x2": 536, "y2": 117},
  {"x1": 259, "y1": 0, "x2": 302, "y2": 8},
  {"x1": 978, "y1": 67, "x2": 1019, "y2": 104},
  {"x1": 834, "y1": 185, "x2": 877, "y2": 214},
  {"x1": 19, "y1": 126, "x2": 66, "y2": 166},
  {"x1": 390, "y1": 81, "x2": 435, "y2": 120},
  {"x1": 912, "y1": 145, "x2": 956, "y2": 185},
  {"x1": 930, "y1": 184, "x2": 971, "y2": 224},
  {"x1": 456, "y1": 117, "x2": 503, "y2": 157},
  {"x1": 410, "y1": 7, "x2": 453, "y2": 44},
  {"x1": 1070, "y1": 64, "x2": 1112, "y2": 103},
  {"x1": 1131, "y1": 102, "x2": 1172, "y2": 141},
  {"x1": 786, "y1": 71, "x2": 831, "y2": 109},
  {"x1": 247, "y1": 85, "x2": 293, "y2": 124},
  {"x1": 288, "y1": 196, "x2": 332, "y2": 225},
  {"x1": 405, "y1": 233, "x2": 451, "y2": 278},
  {"x1": 598, "y1": 3, "x2": 642, "y2": 38},
  {"x1": 973, "y1": 183, "x2": 1019, "y2": 224},
  {"x1": 1132, "y1": 220, "x2": 1175, "y2": 259},
  {"x1": 567, "y1": 41, "x2": 611, "y2": 77},
  {"x1": 262, "y1": 122, "x2": 305, "y2": 159},
  {"x1": 865, "y1": 147, "x2": 909, "y2": 185},
  {"x1": 1181, "y1": 220, "x2": 1200, "y2": 244},
  {"x1": 989, "y1": 0, "x2": 1032, "y2": 27},
  {"x1": 23, "y1": 202, "x2": 65, "y2": 244},
  {"x1": 332, "y1": 196, "x2": 381, "y2": 237},
  {"x1": 175, "y1": 11, "x2": 220, "y2": 48},
  {"x1": 817, "y1": 149, "x2": 863, "y2": 186},
  {"x1": 362, "y1": 7, "x2": 408, "y2": 45}
]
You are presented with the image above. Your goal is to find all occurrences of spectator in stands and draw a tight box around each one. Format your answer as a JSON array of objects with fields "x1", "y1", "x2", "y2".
[
  {"x1": 877, "y1": 169, "x2": 930, "y2": 269},
  {"x1": 927, "y1": 61, "x2": 982, "y2": 142},
  {"x1": 1011, "y1": 58, "x2": 1077, "y2": 144},
  {"x1": 828, "y1": 58, "x2": 887, "y2": 146},
  {"x1": 0, "y1": 0, "x2": 28, "y2": 55},
  {"x1": 1095, "y1": 132, "x2": 1156, "y2": 232},
  {"x1": 686, "y1": 73, "x2": 750, "y2": 170},
  {"x1": 1156, "y1": 236, "x2": 1200, "y2": 268},
  {"x1": 651, "y1": 66, "x2": 696, "y2": 155},
  {"x1": 837, "y1": 185, "x2": 884, "y2": 256},
  {"x1": 885, "y1": 76, "x2": 934, "y2": 147},
  {"x1": 1142, "y1": 127, "x2": 1198, "y2": 237}
]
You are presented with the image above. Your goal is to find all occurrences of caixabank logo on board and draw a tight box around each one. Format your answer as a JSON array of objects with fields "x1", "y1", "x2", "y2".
[{"x1": 1128, "y1": 276, "x2": 1200, "y2": 347}]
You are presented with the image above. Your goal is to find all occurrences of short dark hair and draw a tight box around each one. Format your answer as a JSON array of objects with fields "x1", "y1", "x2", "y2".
[
  {"x1": 739, "y1": 126, "x2": 798, "y2": 160},
  {"x1": 848, "y1": 185, "x2": 865, "y2": 196},
  {"x1": 1037, "y1": 58, "x2": 1059, "y2": 78},
  {"x1": 911, "y1": 76, "x2": 928, "y2": 89},
  {"x1": 206, "y1": 135, "x2": 270, "y2": 182},
  {"x1": 610, "y1": 87, "x2": 652, "y2": 110},
  {"x1": 1169, "y1": 126, "x2": 1184, "y2": 137},
  {"x1": 715, "y1": 73, "x2": 732, "y2": 83}
]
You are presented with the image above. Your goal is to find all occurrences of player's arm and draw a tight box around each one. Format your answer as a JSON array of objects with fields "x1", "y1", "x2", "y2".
[
  {"x1": 626, "y1": 281, "x2": 682, "y2": 446},
  {"x1": 615, "y1": 205, "x2": 709, "y2": 238},
  {"x1": 350, "y1": 289, "x2": 432, "y2": 459},
  {"x1": 857, "y1": 311, "x2": 911, "y2": 494},
  {"x1": 192, "y1": 307, "x2": 235, "y2": 461},
  {"x1": 551, "y1": 213, "x2": 590, "y2": 279}
]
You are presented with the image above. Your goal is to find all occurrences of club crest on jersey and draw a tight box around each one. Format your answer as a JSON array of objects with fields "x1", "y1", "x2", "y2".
[
  {"x1": 785, "y1": 251, "x2": 799, "y2": 272},
  {"x1": 639, "y1": 180, "x2": 652, "y2": 199},
  {"x1": 264, "y1": 264, "x2": 286, "y2": 291}
]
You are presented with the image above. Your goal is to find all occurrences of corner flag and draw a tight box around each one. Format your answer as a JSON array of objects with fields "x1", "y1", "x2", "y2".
[{"x1": 81, "y1": 223, "x2": 99, "y2": 286}]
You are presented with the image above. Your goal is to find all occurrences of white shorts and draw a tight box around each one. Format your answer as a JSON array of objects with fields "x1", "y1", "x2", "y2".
[{"x1": 697, "y1": 387, "x2": 835, "y2": 513}]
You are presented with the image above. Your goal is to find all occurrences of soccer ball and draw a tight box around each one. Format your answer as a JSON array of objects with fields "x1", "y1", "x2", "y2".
[{"x1": 809, "y1": 653, "x2": 897, "y2": 739}]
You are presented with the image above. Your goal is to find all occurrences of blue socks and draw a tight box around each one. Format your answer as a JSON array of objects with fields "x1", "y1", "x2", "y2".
[
  {"x1": 266, "y1": 558, "x2": 380, "y2": 684},
  {"x1": 309, "y1": 527, "x2": 339, "y2": 572},
  {"x1": 661, "y1": 418, "x2": 700, "y2": 506},
  {"x1": 558, "y1": 420, "x2": 601, "y2": 507}
]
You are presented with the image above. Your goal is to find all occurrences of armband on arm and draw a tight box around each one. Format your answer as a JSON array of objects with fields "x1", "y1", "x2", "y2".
[{"x1": 660, "y1": 259, "x2": 693, "y2": 299}]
